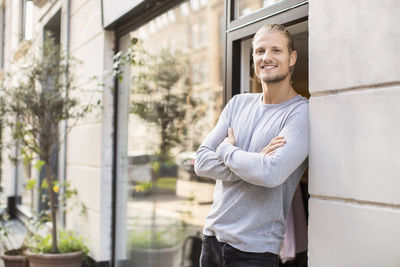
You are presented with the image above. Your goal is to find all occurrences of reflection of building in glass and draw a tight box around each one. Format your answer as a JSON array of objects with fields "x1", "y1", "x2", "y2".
[
  {"x1": 115, "y1": 3, "x2": 225, "y2": 266},
  {"x1": 236, "y1": 0, "x2": 283, "y2": 17},
  {"x1": 127, "y1": 0, "x2": 224, "y2": 156}
]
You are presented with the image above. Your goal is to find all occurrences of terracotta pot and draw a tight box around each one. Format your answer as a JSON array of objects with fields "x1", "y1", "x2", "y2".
[
  {"x1": 25, "y1": 251, "x2": 83, "y2": 267},
  {"x1": 1, "y1": 249, "x2": 28, "y2": 267}
]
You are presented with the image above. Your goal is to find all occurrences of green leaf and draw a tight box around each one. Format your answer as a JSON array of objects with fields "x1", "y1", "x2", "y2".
[
  {"x1": 34, "y1": 160, "x2": 45, "y2": 172},
  {"x1": 26, "y1": 179, "x2": 37, "y2": 190},
  {"x1": 41, "y1": 179, "x2": 48, "y2": 189}
]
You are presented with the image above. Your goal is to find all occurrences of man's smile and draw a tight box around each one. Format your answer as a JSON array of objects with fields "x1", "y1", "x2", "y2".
[{"x1": 261, "y1": 64, "x2": 277, "y2": 70}]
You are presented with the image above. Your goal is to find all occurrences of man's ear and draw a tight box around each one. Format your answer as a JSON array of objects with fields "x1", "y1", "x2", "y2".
[{"x1": 289, "y1": 50, "x2": 297, "y2": 67}]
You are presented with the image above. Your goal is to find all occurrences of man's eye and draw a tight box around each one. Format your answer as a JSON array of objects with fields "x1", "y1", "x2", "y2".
[
  {"x1": 273, "y1": 49, "x2": 281, "y2": 53},
  {"x1": 256, "y1": 50, "x2": 264, "y2": 55}
]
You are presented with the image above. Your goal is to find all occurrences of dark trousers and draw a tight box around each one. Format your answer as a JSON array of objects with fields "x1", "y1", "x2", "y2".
[{"x1": 200, "y1": 235, "x2": 279, "y2": 267}]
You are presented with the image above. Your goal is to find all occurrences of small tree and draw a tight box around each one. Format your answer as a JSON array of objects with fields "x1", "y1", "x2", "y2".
[
  {"x1": 112, "y1": 40, "x2": 197, "y2": 249},
  {"x1": 128, "y1": 45, "x2": 189, "y2": 165},
  {"x1": 0, "y1": 34, "x2": 97, "y2": 253}
]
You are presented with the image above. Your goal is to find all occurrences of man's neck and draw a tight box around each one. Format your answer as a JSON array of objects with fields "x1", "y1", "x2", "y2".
[{"x1": 261, "y1": 78, "x2": 297, "y2": 104}]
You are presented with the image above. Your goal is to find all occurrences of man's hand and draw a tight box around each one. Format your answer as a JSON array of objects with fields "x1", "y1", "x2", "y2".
[
  {"x1": 223, "y1": 127, "x2": 236, "y2": 146},
  {"x1": 260, "y1": 136, "x2": 286, "y2": 156}
]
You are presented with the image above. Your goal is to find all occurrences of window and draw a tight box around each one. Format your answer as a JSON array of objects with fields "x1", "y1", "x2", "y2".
[
  {"x1": 236, "y1": 0, "x2": 284, "y2": 18},
  {"x1": 19, "y1": 9, "x2": 61, "y2": 215},
  {"x1": 115, "y1": 1, "x2": 224, "y2": 266},
  {"x1": 21, "y1": 0, "x2": 33, "y2": 41},
  {"x1": 0, "y1": 5, "x2": 5, "y2": 68}
]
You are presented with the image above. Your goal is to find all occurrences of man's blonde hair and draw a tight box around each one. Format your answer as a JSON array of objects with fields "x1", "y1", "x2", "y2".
[
  {"x1": 253, "y1": 23, "x2": 295, "y2": 53},
  {"x1": 253, "y1": 24, "x2": 296, "y2": 75}
]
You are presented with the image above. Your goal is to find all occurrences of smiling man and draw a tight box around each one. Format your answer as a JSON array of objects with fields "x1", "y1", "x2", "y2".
[{"x1": 194, "y1": 24, "x2": 309, "y2": 267}]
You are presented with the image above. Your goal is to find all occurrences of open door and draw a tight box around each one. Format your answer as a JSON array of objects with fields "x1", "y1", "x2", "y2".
[{"x1": 238, "y1": 20, "x2": 309, "y2": 267}]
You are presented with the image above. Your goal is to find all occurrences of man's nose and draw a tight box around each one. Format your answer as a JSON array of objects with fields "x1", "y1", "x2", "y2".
[{"x1": 262, "y1": 51, "x2": 272, "y2": 61}]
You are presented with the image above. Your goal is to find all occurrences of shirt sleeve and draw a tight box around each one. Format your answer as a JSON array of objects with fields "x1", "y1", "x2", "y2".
[
  {"x1": 194, "y1": 97, "x2": 242, "y2": 182},
  {"x1": 215, "y1": 103, "x2": 309, "y2": 187}
]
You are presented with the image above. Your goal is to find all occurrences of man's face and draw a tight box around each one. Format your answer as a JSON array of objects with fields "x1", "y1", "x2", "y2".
[{"x1": 253, "y1": 31, "x2": 297, "y2": 84}]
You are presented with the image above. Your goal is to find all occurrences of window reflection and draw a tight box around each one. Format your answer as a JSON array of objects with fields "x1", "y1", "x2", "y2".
[
  {"x1": 116, "y1": 1, "x2": 224, "y2": 266},
  {"x1": 236, "y1": 0, "x2": 284, "y2": 18}
]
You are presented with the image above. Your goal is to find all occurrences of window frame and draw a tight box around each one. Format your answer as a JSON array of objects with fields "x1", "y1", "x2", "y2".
[{"x1": 227, "y1": 0, "x2": 308, "y2": 32}]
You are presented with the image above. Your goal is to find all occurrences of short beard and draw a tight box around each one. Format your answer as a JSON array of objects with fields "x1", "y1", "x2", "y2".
[{"x1": 261, "y1": 70, "x2": 290, "y2": 83}]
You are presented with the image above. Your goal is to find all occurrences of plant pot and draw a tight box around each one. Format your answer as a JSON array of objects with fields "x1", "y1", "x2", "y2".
[
  {"x1": 25, "y1": 251, "x2": 83, "y2": 267},
  {"x1": 130, "y1": 245, "x2": 182, "y2": 267},
  {"x1": 1, "y1": 249, "x2": 28, "y2": 267}
]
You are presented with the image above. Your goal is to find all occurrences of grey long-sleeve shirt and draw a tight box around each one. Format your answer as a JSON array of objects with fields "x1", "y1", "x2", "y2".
[{"x1": 195, "y1": 93, "x2": 309, "y2": 254}]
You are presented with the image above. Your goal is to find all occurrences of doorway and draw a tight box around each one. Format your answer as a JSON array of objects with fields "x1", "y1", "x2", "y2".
[{"x1": 238, "y1": 20, "x2": 310, "y2": 267}]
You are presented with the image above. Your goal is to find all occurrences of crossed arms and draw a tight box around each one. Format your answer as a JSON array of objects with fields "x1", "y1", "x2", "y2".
[{"x1": 194, "y1": 101, "x2": 309, "y2": 188}]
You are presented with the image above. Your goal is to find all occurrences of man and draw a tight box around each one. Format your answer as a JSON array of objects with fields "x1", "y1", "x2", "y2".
[{"x1": 194, "y1": 23, "x2": 309, "y2": 267}]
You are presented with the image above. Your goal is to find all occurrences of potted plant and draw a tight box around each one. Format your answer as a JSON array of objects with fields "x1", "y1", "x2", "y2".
[
  {"x1": 25, "y1": 229, "x2": 89, "y2": 267},
  {"x1": 128, "y1": 217, "x2": 185, "y2": 267},
  {"x1": 0, "y1": 32, "x2": 97, "y2": 267},
  {"x1": 0, "y1": 213, "x2": 28, "y2": 267},
  {"x1": 1, "y1": 248, "x2": 28, "y2": 267}
]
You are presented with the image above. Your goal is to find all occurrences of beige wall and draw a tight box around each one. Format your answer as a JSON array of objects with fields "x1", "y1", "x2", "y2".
[
  {"x1": 308, "y1": 0, "x2": 400, "y2": 266},
  {"x1": 66, "y1": 0, "x2": 114, "y2": 262}
]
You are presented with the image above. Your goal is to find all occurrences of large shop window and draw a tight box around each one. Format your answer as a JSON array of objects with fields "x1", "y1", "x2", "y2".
[{"x1": 115, "y1": 1, "x2": 224, "y2": 266}]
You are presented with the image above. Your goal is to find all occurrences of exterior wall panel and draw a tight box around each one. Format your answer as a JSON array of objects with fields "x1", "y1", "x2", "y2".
[
  {"x1": 70, "y1": 0, "x2": 103, "y2": 52},
  {"x1": 102, "y1": 0, "x2": 144, "y2": 27},
  {"x1": 67, "y1": 208, "x2": 102, "y2": 258},
  {"x1": 309, "y1": 0, "x2": 400, "y2": 93},
  {"x1": 309, "y1": 87, "x2": 400, "y2": 205},
  {"x1": 66, "y1": 0, "x2": 114, "y2": 262},
  {"x1": 67, "y1": 166, "x2": 102, "y2": 212},
  {"x1": 308, "y1": 198, "x2": 400, "y2": 267},
  {"x1": 67, "y1": 124, "x2": 102, "y2": 168},
  {"x1": 309, "y1": 0, "x2": 400, "y2": 265}
]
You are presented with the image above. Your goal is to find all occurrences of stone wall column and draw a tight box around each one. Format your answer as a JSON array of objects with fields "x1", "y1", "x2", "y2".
[{"x1": 308, "y1": 0, "x2": 400, "y2": 266}]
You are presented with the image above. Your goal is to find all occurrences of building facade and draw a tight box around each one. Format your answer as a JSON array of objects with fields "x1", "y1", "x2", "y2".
[{"x1": 0, "y1": 0, "x2": 399, "y2": 266}]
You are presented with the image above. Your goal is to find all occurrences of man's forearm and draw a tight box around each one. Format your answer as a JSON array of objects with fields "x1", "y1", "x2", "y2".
[
  {"x1": 195, "y1": 145, "x2": 242, "y2": 182},
  {"x1": 216, "y1": 141, "x2": 307, "y2": 187}
]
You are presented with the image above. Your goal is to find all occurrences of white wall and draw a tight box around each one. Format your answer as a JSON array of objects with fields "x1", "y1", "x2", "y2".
[
  {"x1": 308, "y1": 0, "x2": 400, "y2": 266},
  {"x1": 65, "y1": 0, "x2": 114, "y2": 262}
]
